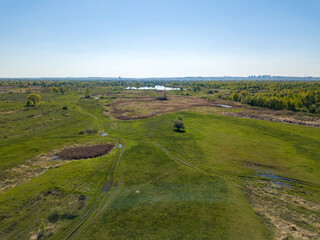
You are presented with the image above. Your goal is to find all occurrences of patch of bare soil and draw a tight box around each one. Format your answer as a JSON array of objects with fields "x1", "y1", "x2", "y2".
[
  {"x1": 57, "y1": 144, "x2": 115, "y2": 160},
  {"x1": 244, "y1": 180, "x2": 320, "y2": 240},
  {"x1": 0, "y1": 155, "x2": 67, "y2": 191},
  {"x1": 106, "y1": 96, "x2": 211, "y2": 120}
]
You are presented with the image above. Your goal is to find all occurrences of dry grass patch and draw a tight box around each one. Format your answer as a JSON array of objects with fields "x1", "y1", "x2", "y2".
[
  {"x1": 245, "y1": 181, "x2": 320, "y2": 240},
  {"x1": 107, "y1": 96, "x2": 211, "y2": 120},
  {"x1": 0, "y1": 155, "x2": 66, "y2": 191}
]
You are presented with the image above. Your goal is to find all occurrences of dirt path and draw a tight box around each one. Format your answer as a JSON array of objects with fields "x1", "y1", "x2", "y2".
[
  {"x1": 152, "y1": 142, "x2": 194, "y2": 168},
  {"x1": 55, "y1": 106, "x2": 125, "y2": 240},
  {"x1": 55, "y1": 137, "x2": 124, "y2": 240}
]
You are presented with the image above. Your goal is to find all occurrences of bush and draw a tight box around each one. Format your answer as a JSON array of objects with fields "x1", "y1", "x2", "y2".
[
  {"x1": 37, "y1": 101, "x2": 47, "y2": 107},
  {"x1": 48, "y1": 211, "x2": 60, "y2": 223},
  {"x1": 26, "y1": 100, "x2": 32, "y2": 107},
  {"x1": 85, "y1": 129, "x2": 98, "y2": 134},
  {"x1": 156, "y1": 96, "x2": 168, "y2": 101},
  {"x1": 27, "y1": 93, "x2": 41, "y2": 106},
  {"x1": 309, "y1": 103, "x2": 320, "y2": 114},
  {"x1": 39, "y1": 221, "x2": 46, "y2": 232},
  {"x1": 78, "y1": 130, "x2": 85, "y2": 134},
  {"x1": 48, "y1": 207, "x2": 77, "y2": 223}
]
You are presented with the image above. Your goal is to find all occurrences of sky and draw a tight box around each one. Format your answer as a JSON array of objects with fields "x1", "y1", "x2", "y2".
[{"x1": 0, "y1": 0, "x2": 320, "y2": 77}]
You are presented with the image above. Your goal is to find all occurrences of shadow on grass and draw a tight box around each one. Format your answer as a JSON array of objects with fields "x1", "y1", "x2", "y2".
[{"x1": 173, "y1": 129, "x2": 186, "y2": 133}]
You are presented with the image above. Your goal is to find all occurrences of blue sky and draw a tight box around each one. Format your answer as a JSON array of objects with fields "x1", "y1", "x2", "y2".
[{"x1": 1, "y1": 0, "x2": 320, "y2": 77}]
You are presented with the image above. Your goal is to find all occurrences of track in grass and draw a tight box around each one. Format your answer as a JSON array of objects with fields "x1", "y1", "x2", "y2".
[
  {"x1": 55, "y1": 137, "x2": 125, "y2": 240},
  {"x1": 152, "y1": 142, "x2": 194, "y2": 168}
]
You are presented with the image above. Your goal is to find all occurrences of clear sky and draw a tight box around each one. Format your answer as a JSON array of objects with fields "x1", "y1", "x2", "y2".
[{"x1": 1, "y1": 0, "x2": 320, "y2": 77}]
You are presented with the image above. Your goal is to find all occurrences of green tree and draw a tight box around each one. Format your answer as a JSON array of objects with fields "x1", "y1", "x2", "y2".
[
  {"x1": 173, "y1": 116, "x2": 185, "y2": 132},
  {"x1": 51, "y1": 86, "x2": 59, "y2": 93},
  {"x1": 59, "y1": 86, "x2": 65, "y2": 94},
  {"x1": 85, "y1": 88, "x2": 91, "y2": 98},
  {"x1": 27, "y1": 93, "x2": 41, "y2": 106}
]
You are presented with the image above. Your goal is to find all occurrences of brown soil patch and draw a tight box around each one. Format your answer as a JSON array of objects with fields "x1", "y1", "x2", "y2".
[
  {"x1": 57, "y1": 144, "x2": 115, "y2": 160},
  {"x1": 107, "y1": 96, "x2": 211, "y2": 120}
]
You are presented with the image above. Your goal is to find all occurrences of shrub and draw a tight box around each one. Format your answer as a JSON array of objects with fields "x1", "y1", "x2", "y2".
[
  {"x1": 39, "y1": 221, "x2": 46, "y2": 232},
  {"x1": 85, "y1": 129, "x2": 98, "y2": 134},
  {"x1": 48, "y1": 207, "x2": 77, "y2": 223},
  {"x1": 78, "y1": 130, "x2": 85, "y2": 134},
  {"x1": 156, "y1": 96, "x2": 168, "y2": 101},
  {"x1": 48, "y1": 210, "x2": 60, "y2": 223},
  {"x1": 37, "y1": 101, "x2": 47, "y2": 107},
  {"x1": 26, "y1": 100, "x2": 32, "y2": 107},
  {"x1": 27, "y1": 93, "x2": 41, "y2": 106},
  {"x1": 84, "y1": 88, "x2": 91, "y2": 98},
  {"x1": 173, "y1": 120, "x2": 185, "y2": 132}
]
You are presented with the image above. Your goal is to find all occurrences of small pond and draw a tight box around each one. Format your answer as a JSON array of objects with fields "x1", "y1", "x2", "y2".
[
  {"x1": 125, "y1": 85, "x2": 180, "y2": 91},
  {"x1": 218, "y1": 104, "x2": 232, "y2": 108}
]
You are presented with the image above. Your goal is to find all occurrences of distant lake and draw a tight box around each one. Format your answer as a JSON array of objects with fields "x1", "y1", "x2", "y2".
[{"x1": 125, "y1": 85, "x2": 180, "y2": 91}]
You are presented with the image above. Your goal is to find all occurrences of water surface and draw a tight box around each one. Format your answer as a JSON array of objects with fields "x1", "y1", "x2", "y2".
[{"x1": 125, "y1": 85, "x2": 180, "y2": 91}]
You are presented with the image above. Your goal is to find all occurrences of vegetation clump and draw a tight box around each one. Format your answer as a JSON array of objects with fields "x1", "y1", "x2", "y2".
[
  {"x1": 78, "y1": 129, "x2": 85, "y2": 134},
  {"x1": 57, "y1": 144, "x2": 114, "y2": 160},
  {"x1": 85, "y1": 88, "x2": 91, "y2": 99},
  {"x1": 173, "y1": 115, "x2": 185, "y2": 132},
  {"x1": 27, "y1": 93, "x2": 41, "y2": 106},
  {"x1": 85, "y1": 129, "x2": 98, "y2": 134},
  {"x1": 48, "y1": 207, "x2": 77, "y2": 223},
  {"x1": 156, "y1": 96, "x2": 168, "y2": 101}
]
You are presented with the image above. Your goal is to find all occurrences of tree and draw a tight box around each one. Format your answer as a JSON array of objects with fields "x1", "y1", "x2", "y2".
[
  {"x1": 85, "y1": 88, "x2": 91, "y2": 99},
  {"x1": 173, "y1": 116, "x2": 185, "y2": 132},
  {"x1": 59, "y1": 86, "x2": 65, "y2": 94},
  {"x1": 27, "y1": 93, "x2": 41, "y2": 106},
  {"x1": 53, "y1": 87, "x2": 59, "y2": 93}
]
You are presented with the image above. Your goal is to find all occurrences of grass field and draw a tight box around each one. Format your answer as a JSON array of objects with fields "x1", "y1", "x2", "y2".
[{"x1": 0, "y1": 88, "x2": 319, "y2": 240}]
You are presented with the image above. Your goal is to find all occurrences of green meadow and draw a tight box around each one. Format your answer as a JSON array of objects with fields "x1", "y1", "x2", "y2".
[{"x1": 0, "y1": 88, "x2": 319, "y2": 240}]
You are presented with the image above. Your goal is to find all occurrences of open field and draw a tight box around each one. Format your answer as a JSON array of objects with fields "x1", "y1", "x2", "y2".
[
  {"x1": 0, "y1": 83, "x2": 319, "y2": 240},
  {"x1": 107, "y1": 95, "x2": 211, "y2": 120}
]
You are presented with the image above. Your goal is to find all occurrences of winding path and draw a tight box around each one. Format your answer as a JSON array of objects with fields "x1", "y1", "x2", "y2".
[{"x1": 152, "y1": 142, "x2": 194, "y2": 168}]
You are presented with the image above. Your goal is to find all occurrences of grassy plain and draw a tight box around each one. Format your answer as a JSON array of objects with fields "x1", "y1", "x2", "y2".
[{"x1": 0, "y1": 87, "x2": 319, "y2": 240}]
